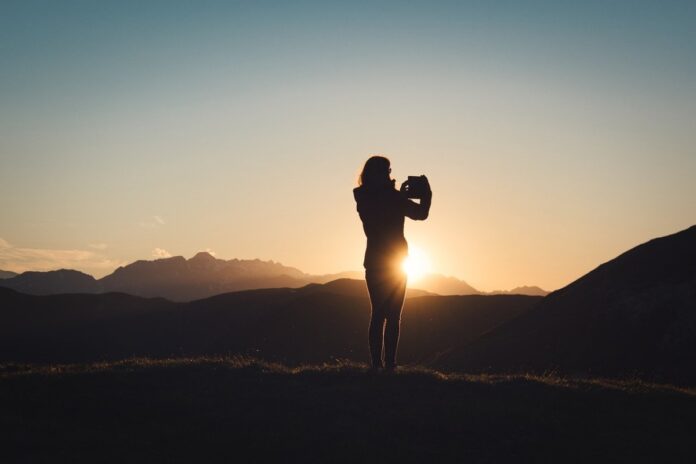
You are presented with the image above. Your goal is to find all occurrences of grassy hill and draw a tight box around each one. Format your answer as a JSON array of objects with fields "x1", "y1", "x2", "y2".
[{"x1": 2, "y1": 357, "x2": 694, "y2": 463}]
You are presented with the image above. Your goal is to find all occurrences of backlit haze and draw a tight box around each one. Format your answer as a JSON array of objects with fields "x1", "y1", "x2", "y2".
[{"x1": 1, "y1": 1, "x2": 695, "y2": 291}]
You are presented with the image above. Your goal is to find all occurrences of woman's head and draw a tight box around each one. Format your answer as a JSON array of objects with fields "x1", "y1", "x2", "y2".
[{"x1": 359, "y1": 156, "x2": 392, "y2": 188}]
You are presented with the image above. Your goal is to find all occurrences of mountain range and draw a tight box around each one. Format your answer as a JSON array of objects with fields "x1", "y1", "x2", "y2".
[
  {"x1": 1, "y1": 225, "x2": 693, "y2": 384},
  {"x1": 0, "y1": 253, "x2": 547, "y2": 300}
]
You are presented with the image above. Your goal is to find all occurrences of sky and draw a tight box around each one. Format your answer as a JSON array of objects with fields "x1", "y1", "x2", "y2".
[{"x1": 1, "y1": 0, "x2": 695, "y2": 291}]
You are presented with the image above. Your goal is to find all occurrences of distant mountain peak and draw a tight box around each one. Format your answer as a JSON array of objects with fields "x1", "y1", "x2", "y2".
[
  {"x1": 488, "y1": 285, "x2": 549, "y2": 296},
  {"x1": 189, "y1": 251, "x2": 217, "y2": 262}
]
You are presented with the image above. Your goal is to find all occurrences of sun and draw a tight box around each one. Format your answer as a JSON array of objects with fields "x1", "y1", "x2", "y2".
[{"x1": 402, "y1": 246, "x2": 431, "y2": 282}]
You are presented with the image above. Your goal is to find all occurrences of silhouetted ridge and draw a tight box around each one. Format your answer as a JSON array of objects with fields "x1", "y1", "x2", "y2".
[
  {"x1": 0, "y1": 270, "x2": 18, "y2": 279},
  {"x1": 448, "y1": 225, "x2": 696, "y2": 384},
  {"x1": 554, "y1": 224, "x2": 696, "y2": 296},
  {"x1": 0, "y1": 269, "x2": 98, "y2": 295}
]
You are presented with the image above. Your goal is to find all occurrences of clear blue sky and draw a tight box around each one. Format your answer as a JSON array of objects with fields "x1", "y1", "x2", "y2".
[{"x1": 1, "y1": 1, "x2": 695, "y2": 290}]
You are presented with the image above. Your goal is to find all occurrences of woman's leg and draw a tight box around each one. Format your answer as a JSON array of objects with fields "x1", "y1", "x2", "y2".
[
  {"x1": 383, "y1": 271, "x2": 407, "y2": 368},
  {"x1": 368, "y1": 312, "x2": 386, "y2": 368},
  {"x1": 366, "y1": 270, "x2": 388, "y2": 368}
]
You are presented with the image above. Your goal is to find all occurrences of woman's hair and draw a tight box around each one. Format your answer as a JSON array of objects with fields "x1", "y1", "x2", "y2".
[{"x1": 358, "y1": 156, "x2": 391, "y2": 187}]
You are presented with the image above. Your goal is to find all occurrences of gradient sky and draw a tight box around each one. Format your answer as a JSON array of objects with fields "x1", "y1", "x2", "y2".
[{"x1": 1, "y1": 1, "x2": 695, "y2": 291}]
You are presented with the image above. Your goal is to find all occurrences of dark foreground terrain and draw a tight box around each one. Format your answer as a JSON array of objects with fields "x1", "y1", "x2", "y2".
[{"x1": 2, "y1": 358, "x2": 694, "y2": 464}]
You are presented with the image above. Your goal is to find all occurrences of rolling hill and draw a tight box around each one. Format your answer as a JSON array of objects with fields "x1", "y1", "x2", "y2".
[
  {"x1": 0, "y1": 280, "x2": 538, "y2": 366},
  {"x1": 444, "y1": 225, "x2": 696, "y2": 384}
]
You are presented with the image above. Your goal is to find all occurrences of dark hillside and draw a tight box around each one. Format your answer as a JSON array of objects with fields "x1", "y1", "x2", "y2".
[
  {"x1": 0, "y1": 288, "x2": 177, "y2": 363},
  {"x1": 448, "y1": 225, "x2": 696, "y2": 384},
  {"x1": 0, "y1": 284, "x2": 538, "y2": 366}
]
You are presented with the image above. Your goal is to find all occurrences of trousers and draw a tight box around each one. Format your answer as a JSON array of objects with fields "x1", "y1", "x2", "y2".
[{"x1": 365, "y1": 267, "x2": 407, "y2": 368}]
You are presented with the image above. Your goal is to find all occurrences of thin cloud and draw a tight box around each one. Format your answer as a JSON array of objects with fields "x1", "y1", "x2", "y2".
[
  {"x1": 139, "y1": 215, "x2": 166, "y2": 229},
  {"x1": 88, "y1": 243, "x2": 108, "y2": 250},
  {"x1": 152, "y1": 248, "x2": 172, "y2": 258},
  {"x1": 0, "y1": 238, "x2": 123, "y2": 276}
]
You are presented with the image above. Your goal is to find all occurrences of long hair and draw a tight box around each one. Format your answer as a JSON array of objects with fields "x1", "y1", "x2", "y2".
[{"x1": 358, "y1": 156, "x2": 391, "y2": 188}]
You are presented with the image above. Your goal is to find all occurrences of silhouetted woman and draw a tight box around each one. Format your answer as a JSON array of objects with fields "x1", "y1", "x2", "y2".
[{"x1": 353, "y1": 156, "x2": 431, "y2": 370}]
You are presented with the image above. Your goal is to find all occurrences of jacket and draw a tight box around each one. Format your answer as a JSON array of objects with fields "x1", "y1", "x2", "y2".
[{"x1": 353, "y1": 180, "x2": 431, "y2": 270}]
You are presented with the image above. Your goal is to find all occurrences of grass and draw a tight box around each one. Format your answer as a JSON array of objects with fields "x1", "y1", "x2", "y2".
[{"x1": 2, "y1": 357, "x2": 695, "y2": 463}]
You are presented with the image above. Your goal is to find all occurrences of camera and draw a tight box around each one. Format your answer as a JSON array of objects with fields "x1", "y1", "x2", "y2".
[{"x1": 401, "y1": 175, "x2": 430, "y2": 199}]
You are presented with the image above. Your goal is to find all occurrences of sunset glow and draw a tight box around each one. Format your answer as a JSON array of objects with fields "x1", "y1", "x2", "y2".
[
  {"x1": 0, "y1": 2, "x2": 694, "y2": 292},
  {"x1": 403, "y1": 246, "x2": 431, "y2": 282}
]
